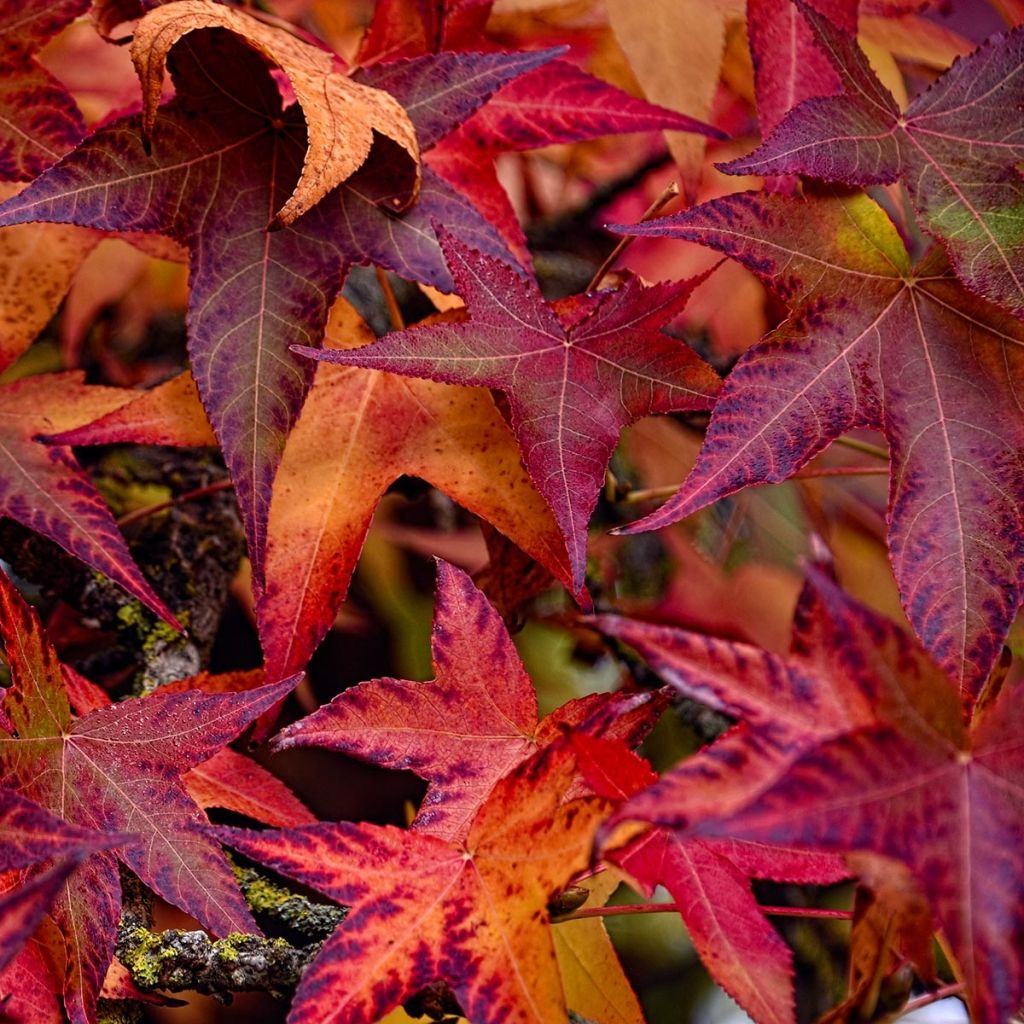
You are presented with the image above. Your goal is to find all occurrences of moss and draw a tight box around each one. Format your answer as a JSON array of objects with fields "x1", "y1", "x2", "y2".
[
  {"x1": 233, "y1": 862, "x2": 346, "y2": 940},
  {"x1": 118, "y1": 927, "x2": 174, "y2": 988}
]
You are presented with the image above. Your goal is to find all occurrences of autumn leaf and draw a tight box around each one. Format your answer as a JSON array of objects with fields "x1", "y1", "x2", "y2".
[
  {"x1": 132, "y1": 0, "x2": 421, "y2": 227},
  {"x1": 356, "y1": 0, "x2": 491, "y2": 64},
  {"x1": 746, "y1": 0, "x2": 856, "y2": 137},
  {"x1": 61, "y1": 663, "x2": 315, "y2": 829},
  {"x1": 217, "y1": 742, "x2": 609, "y2": 1024},
  {"x1": 0, "y1": 569, "x2": 296, "y2": 1023},
  {"x1": 574, "y1": 733, "x2": 846, "y2": 1024},
  {"x1": 602, "y1": 573, "x2": 1024, "y2": 1023},
  {"x1": 274, "y1": 560, "x2": 665, "y2": 841},
  {"x1": 300, "y1": 232, "x2": 721, "y2": 590},
  {"x1": 0, "y1": 0, "x2": 88, "y2": 180},
  {"x1": 0, "y1": 371, "x2": 175, "y2": 623},
  {"x1": 605, "y1": 0, "x2": 734, "y2": 198},
  {"x1": 50, "y1": 297, "x2": 578, "y2": 680},
  {"x1": 0, "y1": 23, "x2": 555, "y2": 587},
  {"x1": 616, "y1": 190, "x2": 1024, "y2": 700},
  {"x1": 723, "y1": 3, "x2": 1024, "y2": 316},
  {"x1": 426, "y1": 58, "x2": 725, "y2": 263}
]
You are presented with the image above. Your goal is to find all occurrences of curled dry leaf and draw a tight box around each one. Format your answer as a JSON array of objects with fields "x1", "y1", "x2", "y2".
[{"x1": 131, "y1": 0, "x2": 421, "y2": 227}]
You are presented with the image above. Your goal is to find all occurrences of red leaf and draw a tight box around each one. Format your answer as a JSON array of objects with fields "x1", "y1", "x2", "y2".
[
  {"x1": 0, "y1": 0, "x2": 88, "y2": 180},
  {"x1": 724, "y1": 4, "x2": 1024, "y2": 316},
  {"x1": 218, "y1": 743, "x2": 609, "y2": 1024},
  {"x1": 0, "y1": 25, "x2": 554, "y2": 586},
  {"x1": 0, "y1": 569, "x2": 295, "y2": 1022},
  {"x1": 617, "y1": 191, "x2": 1024, "y2": 700},
  {"x1": 301, "y1": 234, "x2": 721, "y2": 589},
  {"x1": 603, "y1": 574, "x2": 1024, "y2": 1023},
  {"x1": 275, "y1": 560, "x2": 664, "y2": 841},
  {"x1": 0, "y1": 371, "x2": 175, "y2": 624},
  {"x1": 575, "y1": 734, "x2": 846, "y2": 1024},
  {"x1": 746, "y1": 0, "x2": 857, "y2": 137},
  {"x1": 48, "y1": 300, "x2": 577, "y2": 681}
]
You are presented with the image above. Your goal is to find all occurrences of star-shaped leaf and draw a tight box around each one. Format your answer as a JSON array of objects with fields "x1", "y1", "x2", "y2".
[
  {"x1": 602, "y1": 574, "x2": 1024, "y2": 1023},
  {"x1": 0, "y1": 371, "x2": 174, "y2": 623},
  {"x1": 50, "y1": 297, "x2": 577, "y2": 680},
  {"x1": 723, "y1": 3, "x2": 1024, "y2": 316},
  {"x1": 300, "y1": 231, "x2": 721, "y2": 589},
  {"x1": 274, "y1": 560, "x2": 665, "y2": 841},
  {"x1": 575, "y1": 733, "x2": 847, "y2": 1024},
  {"x1": 617, "y1": 190, "x2": 1024, "y2": 700},
  {"x1": 218, "y1": 742, "x2": 609, "y2": 1024},
  {"x1": 0, "y1": 17, "x2": 555, "y2": 586},
  {"x1": 0, "y1": 568, "x2": 295, "y2": 1022},
  {"x1": 0, "y1": 0, "x2": 88, "y2": 180}
]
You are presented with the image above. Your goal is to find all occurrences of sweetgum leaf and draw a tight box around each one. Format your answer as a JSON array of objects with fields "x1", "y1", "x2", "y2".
[
  {"x1": 356, "y1": 0, "x2": 491, "y2": 63},
  {"x1": 723, "y1": 3, "x2": 1024, "y2": 315},
  {"x1": 746, "y1": 0, "x2": 856, "y2": 136},
  {"x1": 218, "y1": 743, "x2": 609, "y2": 1024},
  {"x1": 300, "y1": 232, "x2": 721, "y2": 590},
  {"x1": 426, "y1": 59, "x2": 724, "y2": 262},
  {"x1": 0, "y1": 28, "x2": 553, "y2": 585},
  {"x1": 575, "y1": 734, "x2": 846, "y2": 1024},
  {"x1": 274, "y1": 560, "x2": 665, "y2": 841},
  {"x1": 0, "y1": 0, "x2": 88, "y2": 180},
  {"x1": 616, "y1": 191, "x2": 1024, "y2": 700},
  {"x1": 61, "y1": 663, "x2": 315, "y2": 828},
  {"x1": 0, "y1": 569, "x2": 295, "y2": 1022},
  {"x1": 50, "y1": 299, "x2": 577, "y2": 680},
  {"x1": 132, "y1": 0, "x2": 421, "y2": 227},
  {"x1": 0, "y1": 371, "x2": 174, "y2": 624},
  {"x1": 603, "y1": 575, "x2": 1023, "y2": 1023}
]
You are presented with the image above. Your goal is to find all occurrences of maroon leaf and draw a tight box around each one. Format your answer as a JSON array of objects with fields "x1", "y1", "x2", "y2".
[
  {"x1": 746, "y1": 0, "x2": 857, "y2": 137},
  {"x1": 575, "y1": 734, "x2": 846, "y2": 1024},
  {"x1": 616, "y1": 190, "x2": 1024, "y2": 700},
  {"x1": 724, "y1": 3, "x2": 1024, "y2": 316},
  {"x1": 0, "y1": 0, "x2": 88, "y2": 180},
  {"x1": 603, "y1": 574, "x2": 1023, "y2": 1023},
  {"x1": 274, "y1": 560, "x2": 664, "y2": 841},
  {"x1": 0, "y1": 568, "x2": 295, "y2": 1022},
  {"x1": 0, "y1": 28, "x2": 554, "y2": 585},
  {"x1": 299, "y1": 234, "x2": 721, "y2": 589}
]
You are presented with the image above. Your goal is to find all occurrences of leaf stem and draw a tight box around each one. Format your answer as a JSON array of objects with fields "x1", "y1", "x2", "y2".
[
  {"x1": 116, "y1": 479, "x2": 234, "y2": 528},
  {"x1": 899, "y1": 983, "x2": 965, "y2": 1015},
  {"x1": 560, "y1": 902, "x2": 852, "y2": 921},
  {"x1": 620, "y1": 465, "x2": 887, "y2": 504},
  {"x1": 376, "y1": 267, "x2": 406, "y2": 331},
  {"x1": 587, "y1": 181, "x2": 680, "y2": 291},
  {"x1": 834, "y1": 435, "x2": 889, "y2": 461}
]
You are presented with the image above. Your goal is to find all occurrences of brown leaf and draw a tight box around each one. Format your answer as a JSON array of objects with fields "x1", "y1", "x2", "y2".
[{"x1": 131, "y1": 0, "x2": 421, "y2": 227}]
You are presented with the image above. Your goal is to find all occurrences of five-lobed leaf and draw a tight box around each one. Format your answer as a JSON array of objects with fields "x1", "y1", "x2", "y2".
[
  {"x1": 218, "y1": 742, "x2": 609, "y2": 1024},
  {"x1": 299, "y1": 231, "x2": 722, "y2": 590},
  {"x1": 50, "y1": 298, "x2": 577, "y2": 680},
  {"x1": 274, "y1": 560, "x2": 665, "y2": 841},
  {"x1": 601, "y1": 573, "x2": 1024, "y2": 1022},
  {"x1": 575, "y1": 733, "x2": 847, "y2": 1024},
  {"x1": 132, "y1": 0, "x2": 421, "y2": 227},
  {"x1": 616, "y1": 190, "x2": 1024, "y2": 701},
  {"x1": 0, "y1": 25, "x2": 554, "y2": 589},
  {"x1": 723, "y1": 2, "x2": 1024, "y2": 316},
  {"x1": 0, "y1": 568, "x2": 295, "y2": 1022}
]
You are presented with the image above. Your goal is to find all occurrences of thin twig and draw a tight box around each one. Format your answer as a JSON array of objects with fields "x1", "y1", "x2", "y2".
[
  {"x1": 587, "y1": 182, "x2": 680, "y2": 291},
  {"x1": 560, "y1": 902, "x2": 852, "y2": 921},
  {"x1": 834, "y1": 435, "x2": 889, "y2": 461},
  {"x1": 620, "y1": 465, "x2": 887, "y2": 504},
  {"x1": 116, "y1": 479, "x2": 234, "y2": 528},
  {"x1": 376, "y1": 267, "x2": 406, "y2": 331},
  {"x1": 900, "y1": 983, "x2": 965, "y2": 1015}
]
